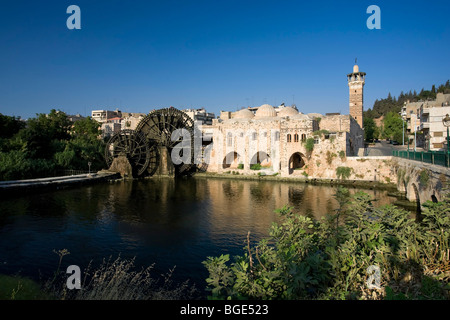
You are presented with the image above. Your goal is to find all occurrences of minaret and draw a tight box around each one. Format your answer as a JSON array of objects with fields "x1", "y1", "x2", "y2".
[{"x1": 347, "y1": 60, "x2": 366, "y2": 128}]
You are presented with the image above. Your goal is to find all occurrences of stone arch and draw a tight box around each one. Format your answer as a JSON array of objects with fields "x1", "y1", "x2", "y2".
[
  {"x1": 223, "y1": 151, "x2": 241, "y2": 169},
  {"x1": 250, "y1": 151, "x2": 271, "y2": 167},
  {"x1": 288, "y1": 152, "x2": 306, "y2": 174}
]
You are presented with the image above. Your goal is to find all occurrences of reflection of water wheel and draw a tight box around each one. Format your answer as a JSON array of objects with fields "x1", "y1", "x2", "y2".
[
  {"x1": 105, "y1": 129, "x2": 158, "y2": 177},
  {"x1": 135, "y1": 108, "x2": 195, "y2": 175}
]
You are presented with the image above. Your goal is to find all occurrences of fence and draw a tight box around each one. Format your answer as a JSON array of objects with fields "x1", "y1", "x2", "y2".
[
  {"x1": 56, "y1": 169, "x2": 91, "y2": 177},
  {"x1": 392, "y1": 150, "x2": 450, "y2": 168}
]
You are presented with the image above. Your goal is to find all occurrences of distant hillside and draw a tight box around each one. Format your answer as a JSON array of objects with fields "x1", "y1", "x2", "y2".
[{"x1": 364, "y1": 80, "x2": 450, "y2": 119}]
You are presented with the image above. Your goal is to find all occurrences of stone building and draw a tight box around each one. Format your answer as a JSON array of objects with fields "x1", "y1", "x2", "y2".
[
  {"x1": 199, "y1": 63, "x2": 365, "y2": 177},
  {"x1": 201, "y1": 104, "x2": 364, "y2": 177},
  {"x1": 348, "y1": 63, "x2": 366, "y2": 128},
  {"x1": 402, "y1": 93, "x2": 450, "y2": 150},
  {"x1": 182, "y1": 108, "x2": 215, "y2": 125}
]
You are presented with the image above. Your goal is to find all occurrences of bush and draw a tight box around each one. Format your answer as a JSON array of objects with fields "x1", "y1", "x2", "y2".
[
  {"x1": 250, "y1": 163, "x2": 261, "y2": 170},
  {"x1": 305, "y1": 138, "x2": 315, "y2": 154},
  {"x1": 336, "y1": 166, "x2": 353, "y2": 180},
  {"x1": 203, "y1": 187, "x2": 450, "y2": 300}
]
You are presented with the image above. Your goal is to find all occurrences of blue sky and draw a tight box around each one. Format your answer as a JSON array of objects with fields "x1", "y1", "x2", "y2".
[{"x1": 0, "y1": 0, "x2": 449, "y2": 119}]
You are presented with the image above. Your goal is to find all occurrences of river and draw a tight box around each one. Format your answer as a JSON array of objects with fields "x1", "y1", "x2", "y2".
[{"x1": 0, "y1": 176, "x2": 412, "y2": 297}]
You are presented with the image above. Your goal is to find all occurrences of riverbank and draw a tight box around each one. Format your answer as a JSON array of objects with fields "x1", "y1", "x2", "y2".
[
  {"x1": 0, "y1": 171, "x2": 120, "y2": 196},
  {"x1": 190, "y1": 171, "x2": 400, "y2": 192}
]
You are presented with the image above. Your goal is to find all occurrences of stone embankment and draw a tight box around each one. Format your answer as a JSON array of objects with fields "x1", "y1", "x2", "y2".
[{"x1": 0, "y1": 171, "x2": 120, "y2": 196}]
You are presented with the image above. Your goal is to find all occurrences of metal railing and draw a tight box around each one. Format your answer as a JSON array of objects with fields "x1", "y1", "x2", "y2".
[{"x1": 393, "y1": 150, "x2": 450, "y2": 168}]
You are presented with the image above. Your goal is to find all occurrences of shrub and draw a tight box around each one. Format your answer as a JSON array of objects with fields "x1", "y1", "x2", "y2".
[
  {"x1": 237, "y1": 163, "x2": 244, "y2": 170},
  {"x1": 336, "y1": 166, "x2": 353, "y2": 180},
  {"x1": 305, "y1": 138, "x2": 315, "y2": 153},
  {"x1": 203, "y1": 187, "x2": 450, "y2": 300},
  {"x1": 419, "y1": 169, "x2": 430, "y2": 187},
  {"x1": 326, "y1": 151, "x2": 337, "y2": 165},
  {"x1": 250, "y1": 163, "x2": 261, "y2": 170}
]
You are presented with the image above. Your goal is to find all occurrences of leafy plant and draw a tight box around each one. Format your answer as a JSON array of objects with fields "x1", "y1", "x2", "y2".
[
  {"x1": 203, "y1": 186, "x2": 450, "y2": 300},
  {"x1": 336, "y1": 167, "x2": 353, "y2": 180},
  {"x1": 305, "y1": 138, "x2": 315, "y2": 155}
]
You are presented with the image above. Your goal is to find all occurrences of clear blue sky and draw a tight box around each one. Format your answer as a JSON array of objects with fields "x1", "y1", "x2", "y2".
[{"x1": 0, "y1": 0, "x2": 449, "y2": 119}]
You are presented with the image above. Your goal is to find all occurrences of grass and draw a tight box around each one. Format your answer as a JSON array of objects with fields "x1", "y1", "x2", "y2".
[
  {"x1": 45, "y1": 255, "x2": 198, "y2": 300},
  {"x1": 1, "y1": 251, "x2": 198, "y2": 300},
  {"x1": 0, "y1": 275, "x2": 51, "y2": 300}
]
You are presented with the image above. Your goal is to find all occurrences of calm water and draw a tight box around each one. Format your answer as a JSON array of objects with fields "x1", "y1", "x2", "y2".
[{"x1": 0, "y1": 177, "x2": 409, "y2": 295}]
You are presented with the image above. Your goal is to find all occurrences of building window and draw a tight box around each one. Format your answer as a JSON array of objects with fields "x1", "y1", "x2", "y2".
[
  {"x1": 275, "y1": 131, "x2": 280, "y2": 142},
  {"x1": 252, "y1": 132, "x2": 257, "y2": 141},
  {"x1": 294, "y1": 134, "x2": 299, "y2": 142},
  {"x1": 301, "y1": 134, "x2": 306, "y2": 142},
  {"x1": 227, "y1": 132, "x2": 233, "y2": 147},
  {"x1": 287, "y1": 134, "x2": 292, "y2": 143},
  {"x1": 314, "y1": 135, "x2": 320, "y2": 145}
]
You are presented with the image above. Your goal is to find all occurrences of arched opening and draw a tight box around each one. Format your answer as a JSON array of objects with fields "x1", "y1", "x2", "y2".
[
  {"x1": 431, "y1": 194, "x2": 438, "y2": 203},
  {"x1": 222, "y1": 152, "x2": 241, "y2": 169},
  {"x1": 250, "y1": 151, "x2": 271, "y2": 169},
  {"x1": 288, "y1": 152, "x2": 306, "y2": 174}
]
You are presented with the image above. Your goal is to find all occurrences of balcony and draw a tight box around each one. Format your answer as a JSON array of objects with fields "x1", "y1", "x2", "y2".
[
  {"x1": 420, "y1": 122, "x2": 430, "y2": 130},
  {"x1": 421, "y1": 107, "x2": 430, "y2": 115}
]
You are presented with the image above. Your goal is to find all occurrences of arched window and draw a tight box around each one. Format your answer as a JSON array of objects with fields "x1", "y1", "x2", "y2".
[
  {"x1": 301, "y1": 134, "x2": 306, "y2": 142},
  {"x1": 287, "y1": 134, "x2": 292, "y2": 143},
  {"x1": 227, "y1": 132, "x2": 233, "y2": 147},
  {"x1": 294, "y1": 134, "x2": 299, "y2": 142}
]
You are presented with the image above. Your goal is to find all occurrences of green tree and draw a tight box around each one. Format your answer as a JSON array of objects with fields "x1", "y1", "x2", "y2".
[
  {"x1": 18, "y1": 109, "x2": 71, "y2": 159},
  {"x1": 383, "y1": 111, "x2": 403, "y2": 143},
  {"x1": 363, "y1": 117, "x2": 376, "y2": 142},
  {"x1": 0, "y1": 114, "x2": 25, "y2": 138}
]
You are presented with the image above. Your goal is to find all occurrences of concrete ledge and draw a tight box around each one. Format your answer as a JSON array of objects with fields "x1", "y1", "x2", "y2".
[
  {"x1": 0, "y1": 171, "x2": 121, "y2": 196},
  {"x1": 192, "y1": 172, "x2": 398, "y2": 191}
]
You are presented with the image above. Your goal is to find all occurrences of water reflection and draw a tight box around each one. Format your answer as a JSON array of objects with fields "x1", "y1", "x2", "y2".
[{"x1": 0, "y1": 177, "x2": 409, "y2": 290}]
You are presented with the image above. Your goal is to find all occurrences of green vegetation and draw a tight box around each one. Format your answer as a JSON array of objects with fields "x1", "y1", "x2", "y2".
[
  {"x1": 363, "y1": 80, "x2": 450, "y2": 143},
  {"x1": 363, "y1": 117, "x2": 379, "y2": 142},
  {"x1": 364, "y1": 80, "x2": 450, "y2": 120},
  {"x1": 305, "y1": 137, "x2": 315, "y2": 154},
  {"x1": 312, "y1": 129, "x2": 330, "y2": 138},
  {"x1": 326, "y1": 151, "x2": 337, "y2": 165},
  {"x1": 382, "y1": 111, "x2": 404, "y2": 143},
  {"x1": 0, "y1": 275, "x2": 52, "y2": 300},
  {"x1": 203, "y1": 187, "x2": 450, "y2": 300},
  {"x1": 336, "y1": 166, "x2": 353, "y2": 180},
  {"x1": 250, "y1": 163, "x2": 262, "y2": 170},
  {"x1": 1, "y1": 249, "x2": 197, "y2": 300},
  {"x1": 0, "y1": 110, "x2": 106, "y2": 181},
  {"x1": 419, "y1": 169, "x2": 430, "y2": 187},
  {"x1": 237, "y1": 163, "x2": 244, "y2": 170}
]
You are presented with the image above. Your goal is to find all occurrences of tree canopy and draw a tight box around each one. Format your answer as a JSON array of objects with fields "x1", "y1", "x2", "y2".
[{"x1": 0, "y1": 110, "x2": 106, "y2": 181}]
